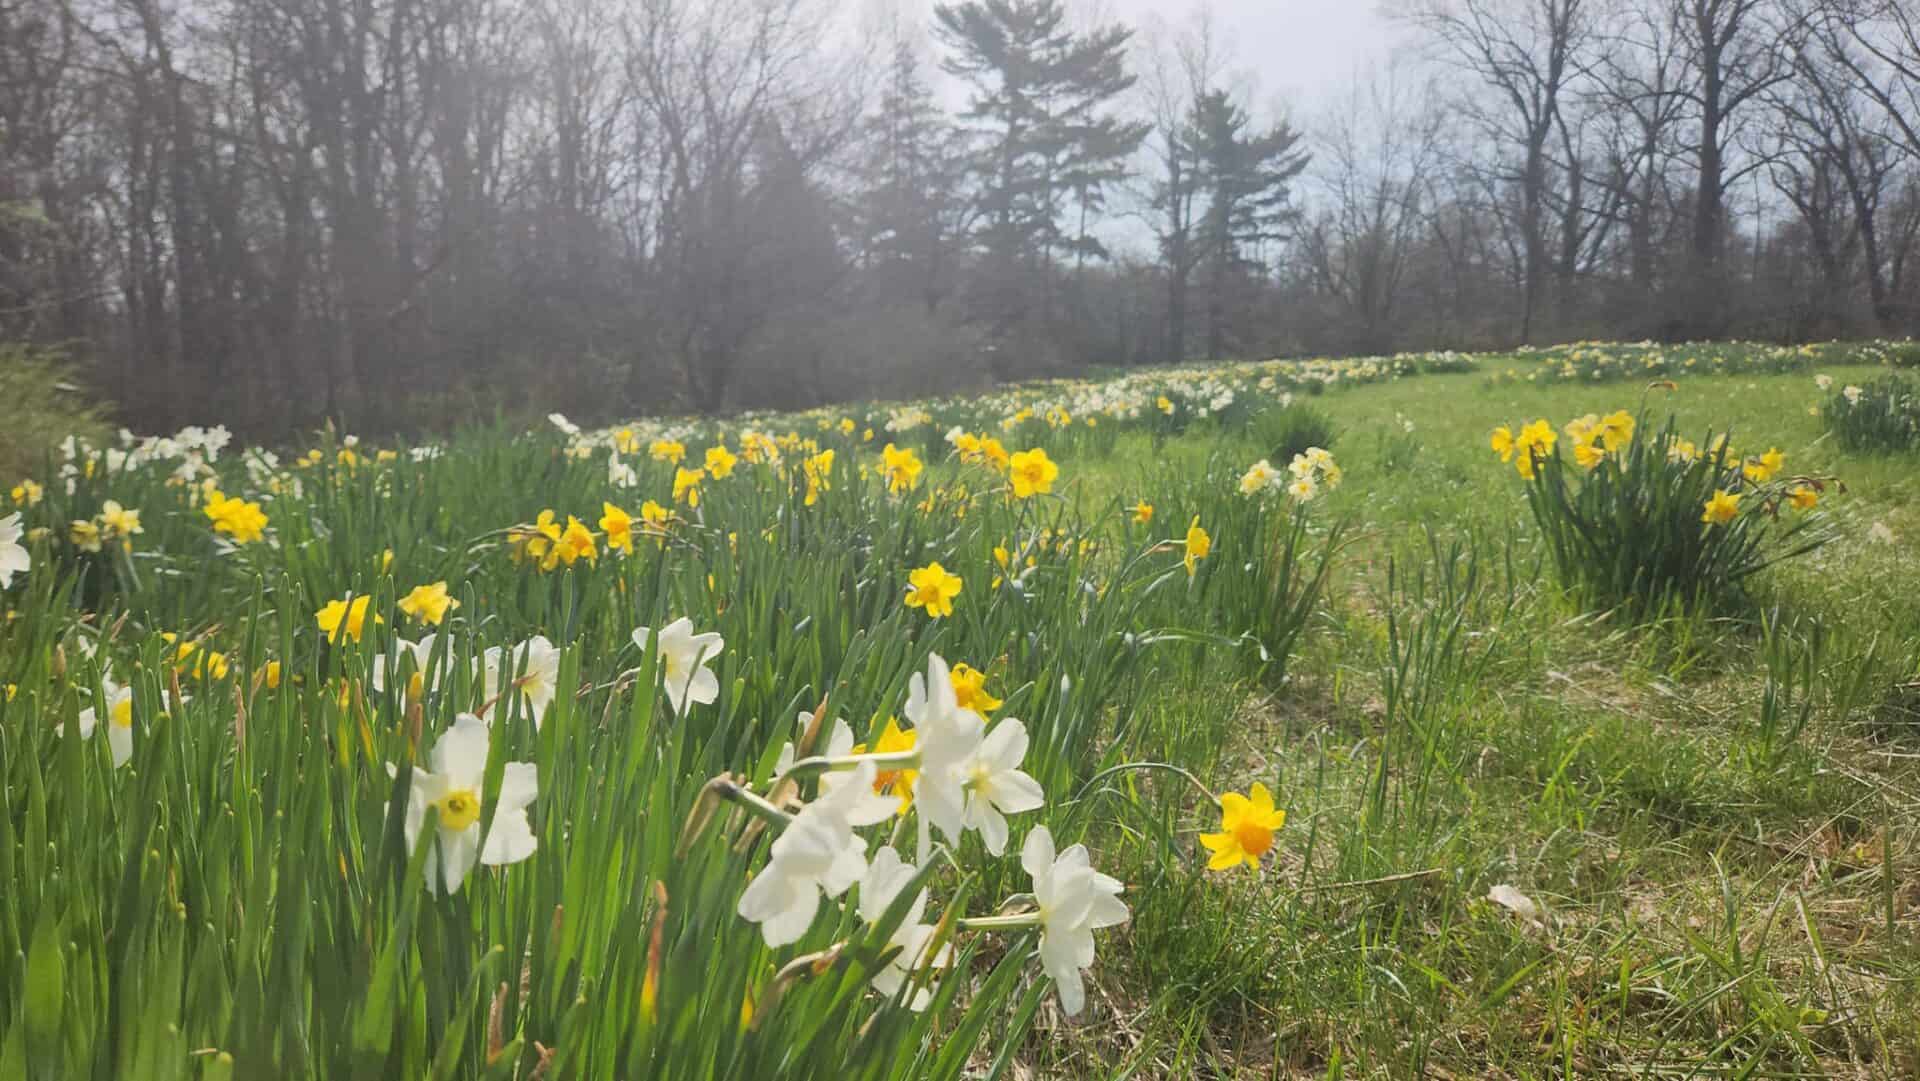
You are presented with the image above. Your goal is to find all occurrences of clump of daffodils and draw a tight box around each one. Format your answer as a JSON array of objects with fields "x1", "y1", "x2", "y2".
[
  {"x1": 1241, "y1": 447, "x2": 1340, "y2": 502},
  {"x1": 716, "y1": 653, "x2": 1126, "y2": 1018}
]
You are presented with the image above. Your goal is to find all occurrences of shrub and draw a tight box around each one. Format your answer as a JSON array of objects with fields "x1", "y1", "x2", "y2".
[
  {"x1": 1493, "y1": 407, "x2": 1833, "y2": 615},
  {"x1": 1253, "y1": 403, "x2": 1338, "y2": 464},
  {"x1": 1822, "y1": 375, "x2": 1920, "y2": 453},
  {"x1": 0, "y1": 343, "x2": 110, "y2": 480}
]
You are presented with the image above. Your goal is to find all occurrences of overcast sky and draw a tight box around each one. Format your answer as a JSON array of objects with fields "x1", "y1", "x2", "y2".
[{"x1": 888, "y1": 0, "x2": 1410, "y2": 117}]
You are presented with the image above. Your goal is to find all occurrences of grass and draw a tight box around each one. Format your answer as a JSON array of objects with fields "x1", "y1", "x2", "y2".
[
  {"x1": 1, "y1": 343, "x2": 1917, "y2": 1078},
  {"x1": 1075, "y1": 364, "x2": 1920, "y2": 1077}
]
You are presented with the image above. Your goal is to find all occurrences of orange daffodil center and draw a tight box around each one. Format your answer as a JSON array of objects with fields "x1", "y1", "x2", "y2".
[{"x1": 1200, "y1": 782, "x2": 1287, "y2": 871}]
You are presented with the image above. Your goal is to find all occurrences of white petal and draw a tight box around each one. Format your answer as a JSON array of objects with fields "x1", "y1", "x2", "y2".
[
  {"x1": 1022, "y1": 826, "x2": 1056, "y2": 881},
  {"x1": 685, "y1": 666, "x2": 719, "y2": 707},
  {"x1": 436, "y1": 825, "x2": 481, "y2": 894},
  {"x1": 481, "y1": 809, "x2": 538, "y2": 866},
  {"x1": 497, "y1": 761, "x2": 539, "y2": 811},
  {"x1": 979, "y1": 718, "x2": 1030, "y2": 771},
  {"x1": 987, "y1": 769, "x2": 1045, "y2": 816},
  {"x1": 431, "y1": 715, "x2": 492, "y2": 785},
  {"x1": 107, "y1": 722, "x2": 132, "y2": 768}
]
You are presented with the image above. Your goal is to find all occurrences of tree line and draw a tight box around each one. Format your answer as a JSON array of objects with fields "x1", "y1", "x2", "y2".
[{"x1": 4, "y1": 0, "x2": 1919, "y2": 434}]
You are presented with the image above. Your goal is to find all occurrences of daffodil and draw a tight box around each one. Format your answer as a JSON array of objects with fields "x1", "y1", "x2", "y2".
[
  {"x1": 482, "y1": 636, "x2": 561, "y2": 726},
  {"x1": 600, "y1": 502, "x2": 634, "y2": 554},
  {"x1": 1239, "y1": 459, "x2": 1282, "y2": 496},
  {"x1": 11, "y1": 479, "x2": 43, "y2": 506},
  {"x1": 99, "y1": 500, "x2": 143, "y2": 541},
  {"x1": 398, "y1": 582, "x2": 458, "y2": 625},
  {"x1": 1490, "y1": 425, "x2": 1516, "y2": 462},
  {"x1": 949, "y1": 662, "x2": 1001, "y2": 714},
  {"x1": 736, "y1": 759, "x2": 877, "y2": 947},
  {"x1": 774, "y1": 715, "x2": 897, "y2": 823},
  {"x1": 393, "y1": 714, "x2": 538, "y2": 894},
  {"x1": 673, "y1": 467, "x2": 705, "y2": 507},
  {"x1": 907, "y1": 653, "x2": 1043, "y2": 856},
  {"x1": 881, "y1": 443, "x2": 924, "y2": 494},
  {"x1": 650, "y1": 439, "x2": 686, "y2": 464},
  {"x1": 1788, "y1": 484, "x2": 1819, "y2": 511},
  {"x1": 1199, "y1": 782, "x2": 1287, "y2": 871},
  {"x1": 316, "y1": 594, "x2": 381, "y2": 643},
  {"x1": 373, "y1": 635, "x2": 441, "y2": 704},
  {"x1": 1007, "y1": 448, "x2": 1059, "y2": 498},
  {"x1": 69, "y1": 518, "x2": 103, "y2": 553},
  {"x1": 704, "y1": 445, "x2": 738, "y2": 479},
  {"x1": 1701, "y1": 489, "x2": 1741, "y2": 526},
  {"x1": 904, "y1": 561, "x2": 962, "y2": 619},
  {"x1": 1021, "y1": 826, "x2": 1129, "y2": 1017},
  {"x1": 632, "y1": 617, "x2": 724, "y2": 716},
  {"x1": 857, "y1": 846, "x2": 953, "y2": 1010},
  {"x1": 868, "y1": 718, "x2": 919, "y2": 813},
  {"x1": 1183, "y1": 517, "x2": 1210, "y2": 577},
  {"x1": 203, "y1": 490, "x2": 269, "y2": 544},
  {"x1": 1132, "y1": 500, "x2": 1153, "y2": 525},
  {"x1": 71, "y1": 677, "x2": 136, "y2": 767},
  {"x1": 555, "y1": 515, "x2": 598, "y2": 565},
  {"x1": 1742, "y1": 447, "x2": 1784, "y2": 483}
]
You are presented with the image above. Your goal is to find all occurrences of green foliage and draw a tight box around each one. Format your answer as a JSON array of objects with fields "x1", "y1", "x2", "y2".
[
  {"x1": 1519, "y1": 412, "x2": 1831, "y2": 615},
  {"x1": 1821, "y1": 374, "x2": 1920, "y2": 453},
  {"x1": 1253, "y1": 403, "x2": 1338, "y2": 465},
  {"x1": 0, "y1": 344, "x2": 110, "y2": 481}
]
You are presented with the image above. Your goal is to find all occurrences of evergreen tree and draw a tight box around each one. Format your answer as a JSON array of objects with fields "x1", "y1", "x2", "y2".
[
  {"x1": 855, "y1": 42, "x2": 970, "y2": 314},
  {"x1": 933, "y1": 0, "x2": 1146, "y2": 358},
  {"x1": 1189, "y1": 90, "x2": 1309, "y2": 359}
]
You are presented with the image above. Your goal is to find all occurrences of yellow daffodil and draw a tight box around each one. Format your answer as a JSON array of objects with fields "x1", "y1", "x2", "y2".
[
  {"x1": 1007, "y1": 448, "x2": 1059, "y2": 499},
  {"x1": 1489, "y1": 425, "x2": 1515, "y2": 462},
  {"x1": 398, "y1": 581, "x2": 459, "y2": 625},
  {"x1": 70, "y1": 519, "x2": 103, "y2": 553},
  {"x1": 316, "y1": 594, "x2": 382, "y2": 643},
  {"x1": 600, "y1": 502, "x2": 635, "y2": 554},
  {"x1": 1132, "y1": 500, "x2": 1154, "y2": 525},
  {"x1": 674, "y1": 467, "x2": 705, "y2": 507},
  {"x1": 867, "y1": 718, "x2": 918, "y2": 814},
  {"x1": 203, "y1": 490, "x2": 269, "y2": 545},
  {"x1": 904, "y1": 561, "x2": 962, "y2": 619},
  {"x1": 881, "y1": 443, "x2": 923, "y2": 494},
  {"x1": 1701, "y1": 489, "x2": 1741, "y2": 526},
  {"x1": 1183, "y1": 516, "x2": 1211, "y2": 577},
  {"x1": 10, "y1": 479, "x2": 42, "y2": 506},
  {"x1": 1199, "y1": 782, "x2": 1287, "y2": 871},
  {"x1": 949, "y1": 662, "x2": 1002, "y2": 714},
  {"x1": 705, "y1": 445, "x2": 738, "y2": 479},
  {"x1": 1742, "y1": 447, "x2": 1785, "y2": 483},
  {"x1": 1599, "y1": 410, "x2": 1635, "y2": 451},
  {"x1": 650, "y1": 439, "x2": 686, "y2": 464},
  {"x1": 555, "y1": 516, "x2": 598, "y2": 565},
  {"x1": 1787, "y1": 484, "x2": 1819, "y2": 511}
]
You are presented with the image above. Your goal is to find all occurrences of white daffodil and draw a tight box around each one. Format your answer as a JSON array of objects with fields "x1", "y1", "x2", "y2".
[
  {"x1": 737, "y1": 760, "x2": 877, "y2": 947},
  {"x1": 774, "y1": 714, "x2": 899, "y2": 826},
  {"x1": 952, "y1": 718, "x2": 1045, "y2": 856},
  {"x1": 372, "y1": 634, "x2": 441, "y2": 702},
  {"x1": 482, "y1": 635, "x2": 560, "y2": 726},
  {"x1": 394, "y1": 714, "x2": 538, "y2": 894},
  {"x1": 857, "y1": 846, "x2": 952, "y2": 1010},
  {"x1": 905, "y1": 653, "x2": 1043, "y2": 856},
  {"x1": 904, "y1": 653, "x2": 985, "y2": 849},
  {"x1": 0, "y1": 512, "x2": 28, "y2": 588},
  {"x1": 632, "y1": 617, "x2": 723, "y2": 716},
  {"x1": 1022, "y1": 826, "x2": 1128, "y2": 1017},
  {"x1": 72, "y1": 677, "x2": 136, "y2": 767}
]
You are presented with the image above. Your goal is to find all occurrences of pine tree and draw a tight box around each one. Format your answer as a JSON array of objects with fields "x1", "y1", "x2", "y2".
[
  {"x1": 855, "y1": 42, "x2": 969, "y2": 314},
  {"x1": 1189, "y1": 90, "x2": 1308, "y2": 359},
  {"x1": 934, "y1": 0, "x2": 1146, "y2": 355}
]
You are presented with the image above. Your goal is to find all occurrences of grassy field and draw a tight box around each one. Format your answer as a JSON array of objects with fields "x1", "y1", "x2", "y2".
[{"x1": 0, "y1": 342, "x2": 1916, "y2": 1079}]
